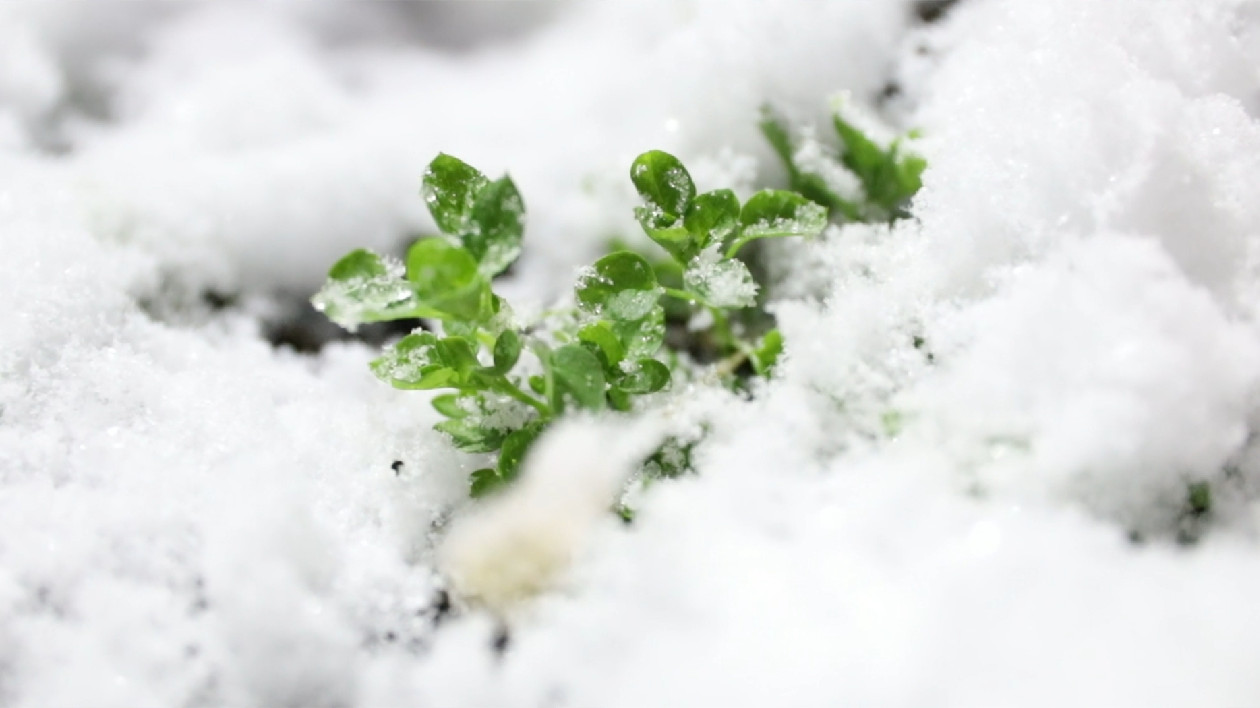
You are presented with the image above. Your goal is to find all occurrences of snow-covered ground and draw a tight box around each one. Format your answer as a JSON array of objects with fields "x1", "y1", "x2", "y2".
[{"x1": 3, "y1": 1, "x2": 1260, "y2": 705}]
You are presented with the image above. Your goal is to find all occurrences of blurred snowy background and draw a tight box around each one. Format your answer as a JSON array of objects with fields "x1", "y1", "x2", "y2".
[{"x1": 2, "y1": 1, "x2": 1260, "y2": 706}]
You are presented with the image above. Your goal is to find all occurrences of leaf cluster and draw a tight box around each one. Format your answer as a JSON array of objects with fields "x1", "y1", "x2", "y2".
[
  {"x1": 314, "y1": 105, "x2": 925, "y2": 499},
  {"x1": 761, "y1": 104, "x2": 925, "y2": 222}
]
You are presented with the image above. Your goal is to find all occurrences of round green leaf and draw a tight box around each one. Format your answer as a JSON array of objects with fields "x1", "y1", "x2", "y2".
[
  {"x1": 575, "y1": 251, "x2": 660, "y2": 320},
  {"x1": 738, "y1": 190, "x2": 828, "y2": 240},
  {"x1": 616, "y1": 358, "x2": 671, "y2": 394},
  {"x1": 612, "y1": 306, "x2": 666, "y2": 360},
  {"x1": 406, "y1": 238, "x2": 486, "y2": 321},
  {"x1": 422, "y1": 154, "x2": 489, "y2": 236},
  {"x1": 370, "y1": 332, "x2": 458, "y2": 390},
  {"x1": 497, "y1": 422, "x2": 547, "y2": 481},
  {"x1": 312, "y1": 249, "x2": 434, "y2": 329},
  {"x1": 577, "y1": 322, "x2": 625, "y2": 372},
  {"x1": 683, "y1": 189, "x2": 740, "y2": 252},
  {"x1": 550, "y1": 344, "x2": 607, "y2": 411},
  {"x1": 466, "y1": 176, "x2": 524, "y2": 277},
  {"x1": 630, "y1": 150, "x2": 695, "y2": 223},
  {"x1": 491, "y1": 330, "x2": 523, "y2": 373}
]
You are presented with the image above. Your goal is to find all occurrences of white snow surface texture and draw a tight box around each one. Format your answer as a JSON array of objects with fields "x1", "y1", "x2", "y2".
[{"x1": 3, "y1": 1, "x2": 1260, "y2": 706}]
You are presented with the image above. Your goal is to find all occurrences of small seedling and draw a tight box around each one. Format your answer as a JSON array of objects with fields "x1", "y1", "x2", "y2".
[{"x1": 314, "y1": 107, "x2": 924, "y2": 498}]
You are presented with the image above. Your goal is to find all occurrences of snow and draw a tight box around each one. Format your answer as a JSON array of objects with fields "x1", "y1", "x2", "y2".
[{"x1": 3, "y1": 0, "x2": 1260, "y2": 706}]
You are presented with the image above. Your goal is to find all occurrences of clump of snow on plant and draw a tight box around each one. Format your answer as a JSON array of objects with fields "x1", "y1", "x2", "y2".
[{"x1": 5, "y1": 0, "x2": 1260, "y2": 707}]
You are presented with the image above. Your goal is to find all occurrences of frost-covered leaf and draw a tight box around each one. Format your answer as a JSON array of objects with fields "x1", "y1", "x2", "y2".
[
  {"x1": 575, "y1": 252, "x2": 661, "y2": 320},
  {"x1": 760, "y1": 106, "x2": 858, "y2": 220},
  {"x1": 615, "y1": 358, "x2": 670, "y2": 394},
  {"x1": 466, "y1": 176, "x2": 524, "y2": 277},
  {"x1": 311, "y1": 249, "x2": 430, "y2": 330},
  {"x1": 612, "y1": 307, "x2": 665, "y2": 360},
  {"x1": 370, "y1": 333, "x2": 480, "y2": 390},
  {"x1": 550, "y1": 344, "x2": 606, "y2": 411},
  {"x1": 631, "y1": 150, "x2": 698, "y2": 263},
  {"x1": 833, "y1": 110, "x2": 925, "y2": 217},
  {"x1": 435, "y1": 418, "x2": 508, "y2": 453},
  {"x1": 406, "y1": 238, "x2": 487, "y2": 321},
  {"x1": 738, "y1": 190, "x2": 828, "y2": 242},
  {"x1": 422, "y1": 153, "x2": 489, "y2": 235},
  {"x1": 370, "y1": 332, "x2": 453, "y2": 390},
  {"x1": 683, "y1": 247, "x2": 758, "y2": 309},
  {"x1": 683, "y1": 189, "x2": 740, "y2": 252}
]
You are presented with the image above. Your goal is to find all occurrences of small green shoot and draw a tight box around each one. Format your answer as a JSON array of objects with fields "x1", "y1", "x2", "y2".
[{"x1": 315, "y1": 103, "x2": 925, "y2": 498}]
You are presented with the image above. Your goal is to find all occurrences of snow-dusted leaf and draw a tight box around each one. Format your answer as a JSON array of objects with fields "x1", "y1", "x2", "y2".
[
  {"x1": 683, "y1": 247, "x2": 758, "y2": 309},
  {"x1": 406, "y1": 238, "x2": 487, "y2": 321},
  {"x1": 738, "y1": 190, "x2": 828, "y2": 241},
  {"x1": 575, "y1": 251, "x2": 661, "y2": 320},
  {"x1": 631, "y1": 150, "x2": 699, "y2": 263},
  {"x1": 466, "y1": 175, "x2": 524, "y2": 277},
  {"x1": 422, "y1": 153, "x2": 489, "y2": 235},
  {"x1": 311, "y1": 249, "x2": 430, "y2": 330}
]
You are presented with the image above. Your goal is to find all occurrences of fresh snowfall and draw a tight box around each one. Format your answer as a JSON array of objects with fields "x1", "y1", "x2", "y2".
[{"x1": 2, "y1": 1, "x2": 1260, "y2": 706}]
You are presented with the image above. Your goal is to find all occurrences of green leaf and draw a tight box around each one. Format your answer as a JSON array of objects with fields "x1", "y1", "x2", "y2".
[
  {"x1": 750, "y1": 329, "x2": 784, "y2": 377},
  {"x1": 470, "y1": 468, "x2": 505, "y2": 498},
  {"x1": 431, "y1": 393, "x2": 469, "y2": 418},
  {"x1": 491, "y1": 330, "x2": 522, "y2": 373},
  {"x1": 312, "y1": 249, "x2": 434, "y2": 329},
  {"x1": 528, "y1": 375, "x2": 546, "y2": 395},
  {"x1": 550, "y1": 345, "x2": 607, "y2": 411},
  {"x1": 497, "y1": 422, "x2": 546, "y2": 482},
  {"x1": 683, "y1": 250, "x2": 758, "y2": 309},
  {"x1": 405, "y1": 238, "x2": 487, "y2": 321},
  {"x1": 631, "y1": 150, "x2": 697, "y2": 263},
  {"x1": 608, "y1": 387, "x2": 632, "y2": 412},
  {"x1": 758, "y1": 106, "x2": 797, "y2": 177},
  {"x1": 370, "y1": 332, "x2": 456, "y2": 390},
  {"x1": 630, "y1": 150, "x2": 695, "y2": 223},
  {"x1": 643, "y1": 437, "x2": 696, "y2": 480},
  {"x1": 615, "y1": 358, "x2": 670, "y2": 394},
  {"x1": 435, "y1": 418, "x2": 508, "y2": 453},
  {"x1": 611, "y1": 307, "x2": 666, "y2": 360},
  {"x1": 328, "y1": 248, "x2": 387, "y2": 280},
  {"x1": 433, "y1": 337, "x2": 480, "y2": 377},
  {"x1": 422, "y1": 153, "x2": 489, "y2": 235},
  {"x1": 683, "y1": 189, "x2": 740, "y2": 253},
  {"x1": 738, "y1": 190, "x2": 828, "y2": 242},
  {"x1": 575, "y1": 252, "x2": 661, "y2": 321},
  {"x1": 369, "y1": 333, "x2": 483, "y2": 390},
  {"x1": 466, "y1": 176, "x2": 525, "y2": 277},
  {"x1": 577, "y1": 322, "x2": 625, "y2": 372},
  {"x1": 833, "y1": 113, "x2": 926, "y2": 217}
]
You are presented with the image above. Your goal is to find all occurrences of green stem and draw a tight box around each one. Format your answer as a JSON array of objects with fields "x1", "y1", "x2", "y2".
[
  {"x1": 662, "y1": 287, "x2": 699, "y2": 303},
  {"x1": 725, "y1": 236, "x2": 755, "y2": 259},
  {"x1": 494, "y1": 378, "x2": 551, "y2": 418},
  {"x1": 714, "y1": 349, "x2": 751, "y2": 379},
  {"x1": 709, "y1": 306, "x2": 735, "y2": 350}
]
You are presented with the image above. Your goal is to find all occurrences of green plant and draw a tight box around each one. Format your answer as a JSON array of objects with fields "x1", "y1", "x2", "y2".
[
  {"x1": 312, "y1": 107, "x2": 923, "y2": 498},
  {"x1": 761, "y1": 102, "x2": 925, "y2": 222}
]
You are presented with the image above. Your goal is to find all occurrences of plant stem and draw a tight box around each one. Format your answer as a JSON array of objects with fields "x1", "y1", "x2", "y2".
[
  {"x1": 662, "y1": 287, "x2": 699, "y2": 303},
  {"x1": 493, "y1": 378, "x2": 551, "y2": 417}
]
